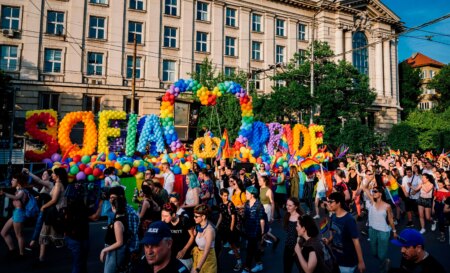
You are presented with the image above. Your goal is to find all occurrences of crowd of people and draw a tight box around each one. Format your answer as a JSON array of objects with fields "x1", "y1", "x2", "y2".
[{"x1": 0, "y1": 151, "x2": 450, "y2": 273}]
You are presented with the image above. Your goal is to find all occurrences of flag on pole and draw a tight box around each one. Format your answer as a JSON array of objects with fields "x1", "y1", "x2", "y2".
[{"x1": 216, "y1": 129, "x2": 231, "y2": 160}]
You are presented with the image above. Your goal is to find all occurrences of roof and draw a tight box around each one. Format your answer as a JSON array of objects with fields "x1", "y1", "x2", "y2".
[{"x1": 404, "y1": 52, "x2": 445, "y2": 68}]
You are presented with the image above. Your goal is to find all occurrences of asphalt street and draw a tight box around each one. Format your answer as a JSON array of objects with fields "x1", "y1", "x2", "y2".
[{"x1": 0, "y1": 212, "x2": 449, "y2": 273}]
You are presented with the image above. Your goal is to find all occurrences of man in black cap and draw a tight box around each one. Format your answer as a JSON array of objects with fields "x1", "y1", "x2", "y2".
[
  {"x1": 133, "y1": 221, "x2": 188, "y2": 273},
  {"x1": 389, "y1": 228, "x2": 445, "y2": 273}
]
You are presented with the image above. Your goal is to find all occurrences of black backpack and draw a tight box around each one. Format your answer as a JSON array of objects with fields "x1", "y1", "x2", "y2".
[{"x1": 306, "y1": 238, "x2": 340, "y2": 273}]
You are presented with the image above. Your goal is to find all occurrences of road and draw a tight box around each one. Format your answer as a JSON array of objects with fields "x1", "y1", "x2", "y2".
[{"x1": 0, "y1": 213, "x2": 449, "y2": 273}]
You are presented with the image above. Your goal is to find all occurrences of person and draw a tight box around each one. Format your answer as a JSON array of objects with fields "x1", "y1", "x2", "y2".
[
  {"x1": 182, "y1": 173, "x2": 201, "y2": 216},
  {"x1": 133, "y1": 221, "x2": 189, "y2": 273},
  {"x1": 303, "y1": 172, "x2": 316, "y2": 215},
  {"x1": 100, "y1": 196, "x2": 129, "y2": 273},
  {"x1": 348, "y1": 166, "x2": 362, "y2": 218},
  {"x1": 161, "y1": 202, "x2": 195, "y2": 270},
  {"x1": 242, "y1": 186, "x2": 266, "y2": 273},
  {"x1": 0, "y1": 173, "x2": 28, "y2": 258},
  {"x1": 144, "y1": 169, "x2": 155, "y2": 181},
  {"x1": 258, "y1": 175, "x2": 279, "y2": 248},
  {"x1": 161, "y1": 162, "x2": 175, "y2": 194},
  {"x1": 314, "y1": 169, "x2": 328, "y2": 219},
  {"x1": 104, "y1": 167, "x2": 121, "y2": 188},
  {"x1": 417, "y1": 174, "x2": 434, "y2": 234},
  {"x1": 274, "y1": 166, "x2": 287, "y2": 219},
  {"x1": 361, "y1": 183, "x2": 396, "y2": 272},
  {"x1": 138, "y1": 185, "x2": 160, "y2": 239},
  {"x1": 290, "y1": 166, "x2": 300, "y2": 199},
  {"x1": 230, "y1": 176, "x2": 246, "y2": 234},
  {"x1": 22, "y1": 168, "x2": 54, "y2": 249},
  {"x1": 169, "y1": 192, "x2": 189, "y2": 219},
  {"x1": 198, "y1": 169, "x2": 214, "y2": 207},
  {"x1": 325, "y1": 192, "x2": 366, "y2": 273},
  {"x1": 239, "y1": 168, "x2": 252, "y2": 188},
  {"x1": 150, "y1": 180, "x2": 169, "y2": 207},
  {"x1": 390, "y1": 228, "x2": 445, "y2": 273},
  {"x1": 283, "y1": 197, "x2": 303, "y2": 273},
  {"x1": 192, "y1": 204, "x2": 217, "y2": 273},
  {"x1": 401, "y1": 166, "x2": 421, "y2": 228},
  {"x1": 37, "y1": 167, "x2": 67, "y2": 264},
  {"x1": 432, "y1": 180, "x2": 450, "y2": 242},
  {"x1": 216, "y1": 188, "x2": 242, "y2": 271}
]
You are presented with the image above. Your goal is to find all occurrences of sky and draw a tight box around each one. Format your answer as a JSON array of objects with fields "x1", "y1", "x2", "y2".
[{"x1": 382, "y1": 0, "x2": 450, "y2": 64}]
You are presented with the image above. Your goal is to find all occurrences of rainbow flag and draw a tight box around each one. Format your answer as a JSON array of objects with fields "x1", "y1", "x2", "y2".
[
  {"x1": 279, "y1": 133, "x2": 290, "y2": 154},
  {"x1": 424, "y1": 151, "x2": 434, "y2": 161},
  {"x1": 300, "y1": 158, "x2": 321, "y2": 175},
  {"x1": 319, "y1": 217, "x2": 329, "y2": 234},
  {"x1": 389, "y1": 149, "x2": 400, "y2": 156},
  {"x1": 385, "y1": 177, "x2": 400, "y2": 205},
  {"x1": 216, "y1": 129, "x2": 231, "y2": 160}
]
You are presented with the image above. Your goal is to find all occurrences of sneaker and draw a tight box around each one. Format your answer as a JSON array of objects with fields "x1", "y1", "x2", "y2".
[
  {"x1": 233, "y1": 262, "x2": 242, "y2": 271},
  {"x1": 313, "y1": 214, "x2": 320, "y2": 219},
  {"x1": 431, "y1": 221, "x2": 437, "y2": 231},
  {"x1": 251, "y1": 263, "x2": 263, "y2": 272},
  {"x1": 420, "y1": 228, "x2": 426, "y2": 234}
]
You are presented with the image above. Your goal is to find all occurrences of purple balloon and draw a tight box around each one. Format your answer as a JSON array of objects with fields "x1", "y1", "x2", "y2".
[
  {"x1": 51, "y1": 153, "x2": 61, "y2": 162},
  {"x1": 76, "y1": 172, "x2": 86, "y2": 181},
  {"x1": 42, "y1": 158, "x2": 53, "y2": 168}
]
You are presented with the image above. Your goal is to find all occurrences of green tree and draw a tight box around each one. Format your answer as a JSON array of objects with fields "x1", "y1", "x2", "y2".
[
  {"x1": 429, "y1": 64, "x2": 450, "y2": 112},
  {"x1": 387, "y1": 123, "x2": 420, "y2": 151},
  {"x1": 334, "y1": 119, "x2": 379, "y2": 153},
  {"x1": 398, "y1": 62, "x2": 422, "y2": 119},
  {"x1": 189, "y1": 58, "x2": 249, "y2": 140},
  {"x1": 266, "y1": 41, "x2": 377, "y2": 145}
]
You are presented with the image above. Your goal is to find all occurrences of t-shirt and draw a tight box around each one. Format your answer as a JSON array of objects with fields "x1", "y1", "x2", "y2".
[
  {"x1": 301, "y1": 245, "x2": 321, "y2": 273},
  {"x1": 402, "y1": 175, "x2": 421, "y2": 199},
  {"x1": 399, "y1": 254, "x2": 446, "y2": 273},
  {"x1": 169, "y1": 216, "x2": 193, "y2": 260},
  {"x1": 163, "y1": 172, "x2": 175, "y2": 194},
  {"x1": 132, "y1": 257, "x2": 189, "y2": 273},
  {"x1": 218, "y1": 201, "x2": 237, "y2": 230},
  {"x1": 330, "y1": 212, "x2": 359, "y2": 267}
]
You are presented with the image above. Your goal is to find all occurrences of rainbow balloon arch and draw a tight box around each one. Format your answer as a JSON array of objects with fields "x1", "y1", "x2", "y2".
[{"x1": 24, "y1": 79, "x2": 332, "y2": 182}]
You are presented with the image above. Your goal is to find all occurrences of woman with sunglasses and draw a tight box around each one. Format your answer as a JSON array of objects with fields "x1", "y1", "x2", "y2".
[
  {"x1": 361, "y1": 181, "x2": 396, "y2": 273},
  {"x1": 192, "y1": 204, "x2": 216, "y2": 273}
]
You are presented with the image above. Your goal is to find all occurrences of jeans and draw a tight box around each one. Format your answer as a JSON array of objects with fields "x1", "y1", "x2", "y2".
[
  {"x1": 339, "y1": 266, "x2": 356, "y2": 273},
  {"x1": 104, "y1": 245, "x2": 126, "y2": 273},
  {"x1": 65, "y1": 237, "x2": 89, "y2": 273},
  {"x1": 245, "y1": 236, "x2": 262, "y2": 270},
  {"x1": 283, "y1": 246, "x2": 301, "y2": 273},
  {"x1": 31, "y1": 211, "x2": 45, "y2": 242},
  {"x1": 368, "y1": 227, "x2": 390, "y2": 261},
  {"x1": 434, "y1": 202, "x2": 446, "y2": 233}
]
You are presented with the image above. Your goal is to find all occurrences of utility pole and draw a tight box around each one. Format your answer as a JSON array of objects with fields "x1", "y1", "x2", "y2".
[
  {"x1": 130, "y1": 33, "x2": 137, "y2": 114},
  {"x1": 310, "y1": 16, "x2": 315, "y2": 125}
]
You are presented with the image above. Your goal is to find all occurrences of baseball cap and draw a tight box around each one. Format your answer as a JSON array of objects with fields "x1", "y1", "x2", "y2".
[
  {"x1": 141, "y1": 221, "x2": 172, "y2": 246},
  {"x1": 246, "y1": 186, "x2": 258, "y2": 195},
  {"x1": 391, "y1": 229, "x2": 424, "y2": 248}
]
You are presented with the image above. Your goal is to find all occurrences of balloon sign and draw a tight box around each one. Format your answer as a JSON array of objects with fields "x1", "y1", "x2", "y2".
[
  {"x1": 137, "y1": 114, "x2": 165, "y2": 156},
  {"x1": 58, "y1": 111, "x2": 98, "y2": 157},
  {"x1": 193, "y1": 136, "x2": 221, "y2": 158},
  {"x1": 98, "y1": 110, "x2": 126, "y2": 154},
  {"x1": 24, "y1": 110, "x2": 59, "y2": 162},
  {"x1": 267, "y1": 123, "x2": 283, "y2": 155}
]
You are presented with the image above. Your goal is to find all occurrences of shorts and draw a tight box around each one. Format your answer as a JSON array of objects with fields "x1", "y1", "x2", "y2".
[
  {"x1": 417, "y1": 197, "x2": 433, "y2": 208},
  {"x1": 12, "y1": 208, "x2": 25, "y2": 223},
  {"x1": 316, "y1": 191, "x2": 326, "y2": 199},
  {"x1": 263, "y1": 204, "x2": 273, "y2": 222},
  {"x1": 405, "y1": 198, "x2": 418, "y2": 212}
]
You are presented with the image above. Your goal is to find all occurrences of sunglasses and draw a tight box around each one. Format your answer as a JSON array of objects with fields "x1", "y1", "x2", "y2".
[
  {"x1": 371, "y1": 190, "x2": 379, "y2": 194},
  {"x1": 194, "y1": 215, "x2": 203, "y2": 218},
  {"x1": 326, "y1": 200, "x2": 336, "y2": 204}
]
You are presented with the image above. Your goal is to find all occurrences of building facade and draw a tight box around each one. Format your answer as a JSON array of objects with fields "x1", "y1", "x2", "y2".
[
  {"x1": 402, "y1": 52, "x2": 444, "y2": 110},
  {"x1": 0, "y1": 0, "x2": 402, "y2": 135}
]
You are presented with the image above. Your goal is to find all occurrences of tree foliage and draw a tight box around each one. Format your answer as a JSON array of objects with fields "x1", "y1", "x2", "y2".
[
  {"x1": 398, "y1": 62, "x2": 422, "y2": 120},
  {"x1": 387, "y1": 123, "x2": 420, "y2": 151},
  {"x1": 429, "y1": 64, "x2": 450, "y2": 112},
  {"x1": 190, "y1": 58, "x2": 248, "y2": 140},
  {"x1": 334, "y1": 119, "x2": 379, "y2": 153}
]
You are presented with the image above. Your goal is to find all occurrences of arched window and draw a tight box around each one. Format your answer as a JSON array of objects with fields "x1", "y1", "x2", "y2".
[{"x1": 352, "y1": 32, "x2": 368, "y2": 75}]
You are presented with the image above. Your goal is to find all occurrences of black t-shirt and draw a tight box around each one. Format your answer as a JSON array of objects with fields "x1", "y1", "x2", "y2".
[
  {"x1": 132, "y1": 257, "x2": 189, "y2": 273},
  {"x1": 301, "y1": 245, "x2": 321, "y2": 273},
  {"x1": 399, "y1": 254, "x2": 446, "y2": 273},
  {"x1": 169, "y1": 216, "x2": 193, "y2": 259},
  {"x1": 218, "y1": 201, "x2": 237, "y2": 230}
]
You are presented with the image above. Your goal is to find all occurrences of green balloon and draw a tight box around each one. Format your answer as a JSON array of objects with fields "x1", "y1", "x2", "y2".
[
  {"x1": 87, "y1": 174, "x2": 95, "y2": 181},
  {"x1": 69, "y1": 165, "x2": 79, "y2": 175}
]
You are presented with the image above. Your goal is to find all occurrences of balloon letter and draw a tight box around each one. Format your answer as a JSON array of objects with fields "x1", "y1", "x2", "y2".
[
  {"x1": 250, "y1": 121, "x2": 269, "y2": 157},
  {"x1": 309, "y1": 125, "x2": 325, "y2": 156},
  {"x1": 125, "y1": 113, "x2": 138, "y2": 156},
  {"x1": 98, "y1": 110, "x2": 126, "y2": 154},
  {"x1": 24, "y1": 110, "x2": 59, "y2": 161},
  {"x1": 58, "y1": 111, "x2": 98, "y2": 157},
  {"x1": 136, "y1": 114, "x2": 165, "y2": 156},
  {"x1": 267, "y1": 123, "x2": 283, "y2": 155},
  {"x1": 293, "y1": 124, "x2": 311, "y2": 157},
  {"x1": 193, "y1": 136, "x2": 221, "y2": 158}
]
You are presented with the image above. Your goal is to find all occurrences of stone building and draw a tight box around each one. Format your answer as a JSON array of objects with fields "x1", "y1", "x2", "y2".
[
  {"x1": 0, "y1": 0, "x2": 402, "y2": 136},
  {"x1": 402, "y1": 52, "x2": 444, "y2": 110}
]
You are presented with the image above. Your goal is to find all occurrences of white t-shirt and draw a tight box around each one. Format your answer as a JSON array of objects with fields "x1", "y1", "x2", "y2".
[
  {"x1": 163, "y1": 171, "x2": 175, "y2": 194},
  {"x1": 402, "y1": 175, "x2": 421, "y2": 200}
]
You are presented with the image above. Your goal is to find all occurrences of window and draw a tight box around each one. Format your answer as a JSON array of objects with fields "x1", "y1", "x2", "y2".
[
  {"x1": 276, "y1": 45, "x2": 284, "y2": 63},
  {"x1": 419, "y1": 71, "x2": 424, "y2": 79},
  {"x1": 298, "y1": 23, "x2": 307, "y2": 41},
  {"x1": 252, "y1": 41, "x2": 261, "y2": 61},
  {"x1": 129, "y1": 0, "x2": 144, "y2": 10},
  {"x1": 126, "y1": 56, "x2": 141, "y2": 79},
  {"x1": 196, "y1": 2, "x2": 208, "y2": 21},
  {"x1": 352, "y1": 31, "x2": 368, "y2": 75},
  {"x1": 274, "y1": 80, "x2": 285, "y2": 88},
  {"x1": 298, "y1": 49, "x2": 306, "y2": 64},
  {"x1": 44, "y1": 49, "x2": 62, "y2": 73},
  {"x1": 252, "y1": 13, "x2": 262, "y2": 32},
  {"x1": 224, "y1": 67, "x2": 235, "y2": 76},
  {"x1": 429, "y1": 70, "x2": 434, "y2": 78},
  {"x1": 130, "y1": 0, "x2": 144, "y2": 10},
  {"x1": 90, "y1": 0, "x2": 107, "y2": 4},
  {"x1": 225, "y1": 8, "x2": 236, "y2": 27},
  {"x1": 128, "y1": 21, "x2": 143, "y2": 44},
  {"x1": 83, "y1": 95, "x2": 102, "y2": 114},
  {"x1": 276, "y1": 19, "x2": 285, "y2": 36},
  {"x1": 162, "y1": 60, "x2": 175, "y2": 82},
  {"x1": 87, "y1": 52, "x2": 103, "y2": 76},
  {"x1": 88, "y1": 16, "x2": 105, "y2": 39},
  {"x1": 196, "y1": 31, "x2": 208, "y2": 52},
  {"x1": 164, "y1": 0, "x2": 177, "y2": 16},
  {"x1": 195, "y1": 63, "x2": 202, "y2": 74},
  {"x1": 39, "y1": 93, "x2": 60, "y2": 111},
  {"x1": 124, "y1": 97, "x2": 140, "y2": 114},
  {"x1": 163, "y1": 26, "x2": 177, "y2": 48},
  {"x1": 1, "y1": 6, "x2": 20, "y2": 30},
  {"x1": 225, "y1": 36, "x2": 236, "y2": 56},
  {"x1": 47, "y1": 11, "x2": 64, "y2": 35},
  {"x1": 0, "y1": 45, "x2": 18, "y2": 71},
  {"x1": 252, "y1": 70, "x2": 261, "y2": 90}
]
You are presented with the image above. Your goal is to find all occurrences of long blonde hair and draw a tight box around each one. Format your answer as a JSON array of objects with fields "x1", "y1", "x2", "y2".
[{"x1": 289, "y1": 165, "x2": 299, "y2": 179}]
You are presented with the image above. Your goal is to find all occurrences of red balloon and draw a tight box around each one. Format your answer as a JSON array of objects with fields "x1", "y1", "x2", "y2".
[
  {"x1": 84, "y1": 167, "x2": 93, "y2": 175},
  {"x1": 92, "y1": 168, "x2": 102, "y2": 177},
  {"x1": 78, "y1": 164, "x2": 86, "y2": 171},
  {"x1": 73, "y1": 155, "x2": 81, "y2": 163},
  {"x1": 130, "y1": 167, "x2": 138, "y2": 175}
]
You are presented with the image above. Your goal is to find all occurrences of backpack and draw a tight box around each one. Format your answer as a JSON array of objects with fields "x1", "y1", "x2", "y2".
[
  {"x1": 307, "y1": 238, "x2": 340, "y2": 273},
  {"x1": 23, "y1": 189, "x2": 39, "y2": 218}
]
